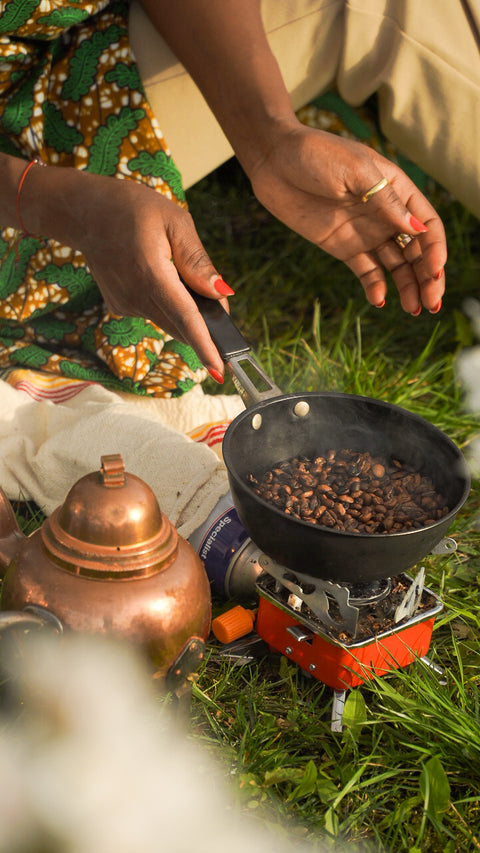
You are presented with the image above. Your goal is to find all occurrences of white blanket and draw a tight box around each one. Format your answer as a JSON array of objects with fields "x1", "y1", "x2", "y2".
[{"x1": 0, "y1": 379, "x2": 245, "y2": 538}]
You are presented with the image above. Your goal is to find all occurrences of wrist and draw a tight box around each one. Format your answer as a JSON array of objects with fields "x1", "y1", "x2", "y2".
[
  {"x1": 14, "y1": 162, "x2": 97, "y2": 252},
  {"x1": 0, "y1": 154, "x2": 36, "y2": 230},
  {"x1": 15, "y1": 157, "x2": 48, "y2": 235},
  {"x1": 232, "y1": 111, "x2": 299, "y2": 177}
]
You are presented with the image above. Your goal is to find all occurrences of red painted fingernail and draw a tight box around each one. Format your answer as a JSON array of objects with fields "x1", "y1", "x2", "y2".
[
  {"x1": 433, "y1": 268, "x2": 444, "y2": 281},
  {"x1": 410, "y1": 305, "x2": 422, "y2": 317},
  {"x1": 429, "y1": 299, "x2": 442, "y2": 314},
  {"x1": 375, "y1": 299, "x2": 385, "y2": 308},
  {"x1": 409, "y1": 215, "x2": 428, "y2": 233},
  {"x1": 208, "y1": 367, "x2": 224, "y2": 384},
  {"x1": 212, "y1": 276, "x2": 235, "y2": 296}
]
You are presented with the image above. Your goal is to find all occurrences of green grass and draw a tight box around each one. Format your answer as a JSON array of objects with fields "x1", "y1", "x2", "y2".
[{"x1": 185, "y1": 159, "x2": 480, "y2": 852}]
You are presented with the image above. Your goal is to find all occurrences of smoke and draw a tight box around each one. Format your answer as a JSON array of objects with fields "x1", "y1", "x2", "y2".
[{"x1": 0, "y1": 633, "x2": 338, "y2": 853}]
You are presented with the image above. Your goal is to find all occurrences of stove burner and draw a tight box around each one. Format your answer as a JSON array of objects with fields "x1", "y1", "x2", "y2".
[{"x1": 347, "y1": 577, "x2": 392, "y2": 607}]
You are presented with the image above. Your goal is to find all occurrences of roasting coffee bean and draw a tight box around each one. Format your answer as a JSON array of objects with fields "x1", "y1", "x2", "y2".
[{"x1": 247, "y1": 449, "x2": 449, "y2": 535}]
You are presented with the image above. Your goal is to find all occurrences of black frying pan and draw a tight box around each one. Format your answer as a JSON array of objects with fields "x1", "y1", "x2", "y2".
[{"x1": 195, "y1": 294, "x2": 471, "y2": 583}]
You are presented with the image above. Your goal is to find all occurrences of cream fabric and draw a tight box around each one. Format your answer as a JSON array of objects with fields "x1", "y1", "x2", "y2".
[
  {"x1": 0, "y1": 380, "x2": 244, "y2": 538},
  {"x1": 129, "y1": 0, "x2": 480, "y2": 218},
  {"x1": 339, "y1": 1, "x2": 480, "y2": 219}
]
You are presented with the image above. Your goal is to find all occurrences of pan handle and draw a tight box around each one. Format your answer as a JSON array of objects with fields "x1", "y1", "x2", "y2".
[{"x1": 190, "y1": 290, "x2": 283, "y2": 406}]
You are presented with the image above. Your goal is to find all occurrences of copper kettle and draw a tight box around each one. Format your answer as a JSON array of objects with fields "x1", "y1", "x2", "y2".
[{"x1": 0, "y1": 454, "x2": 211, "y2": 687}]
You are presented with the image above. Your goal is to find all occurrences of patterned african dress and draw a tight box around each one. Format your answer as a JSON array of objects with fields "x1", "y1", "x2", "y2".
[{"x1": 0, "y1": 0, "x2": 206, "y2": 397}]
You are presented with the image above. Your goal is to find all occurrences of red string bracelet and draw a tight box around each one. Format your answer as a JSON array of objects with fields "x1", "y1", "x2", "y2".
[{"x1": 16, "y1": 155, "x2": 47, "y2": 236}]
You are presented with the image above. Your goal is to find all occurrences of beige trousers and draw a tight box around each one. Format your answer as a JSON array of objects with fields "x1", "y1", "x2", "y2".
[{"x1": 129, "y1": 0, "x2": 480, "y2": 219}]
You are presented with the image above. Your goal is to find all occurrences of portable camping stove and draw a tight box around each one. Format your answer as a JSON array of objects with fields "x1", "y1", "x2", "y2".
[{"x1": 244, "y1": 539, "x2": 456, "y2": 730}]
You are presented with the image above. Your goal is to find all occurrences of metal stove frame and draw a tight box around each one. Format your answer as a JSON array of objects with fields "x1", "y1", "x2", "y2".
[{"x1": 217, "y1": 538, "x2": 455, "y2": 731}]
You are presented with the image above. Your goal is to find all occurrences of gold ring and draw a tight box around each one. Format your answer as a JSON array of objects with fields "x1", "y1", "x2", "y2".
[
  {"x1": 361, "y1": 177, "x2": 389, "y2": 203},
  {"x1": 394, "y1": 232, "x2": 414, "y2": 250}
]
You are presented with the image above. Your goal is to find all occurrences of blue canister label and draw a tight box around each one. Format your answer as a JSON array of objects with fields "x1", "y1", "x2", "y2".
[{"x1": 189, "y1": 494, "x2": 249, "y2": 596}]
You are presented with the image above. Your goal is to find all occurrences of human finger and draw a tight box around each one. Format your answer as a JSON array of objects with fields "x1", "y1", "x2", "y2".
[
  {"x1": 372, "y1": 236, "x2": 424, "y2": 314},
  {"x1": 380, "y1": 231, "x2": 444, "y2": 314},
  {"x1": 344, "y1": 249, "x2": 389, "y2": 308},
  {"x1": 351, "y1": 164, "x2": 431, "y2": 244},
  {"x1": 371, "y1": 175, "x2": 446, "y2": 297},
  {"x1": 346, "y1": 158, "x2": 445, "y2": 311},
  {"x1": 396, "y1": 235, "x2": 444, "y2": 314},
  {"x1": 351, "y1": 231, "x2": 444, "y2": 316},
  {"x1": 403, "y1": 192, "x2": 447, "y2": 283},
  {"x1": 168, "y1": 214, "x2": 235, "y2": 301},
  {"x1": 350, "y1": 154, "x2": 447, "y2": 282},
  {"x1": 150, "y1": 256, "x2": 226, "y2": 381}
]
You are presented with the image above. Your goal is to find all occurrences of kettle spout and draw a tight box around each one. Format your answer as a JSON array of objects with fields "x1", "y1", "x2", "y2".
[{"x1": 0, "y1": 488, "x2": 24, "y2": 578}]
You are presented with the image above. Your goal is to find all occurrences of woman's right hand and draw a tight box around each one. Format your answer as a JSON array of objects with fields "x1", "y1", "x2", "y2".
[{"x1": 20, "y1": 164, "x2": 231, "y2": 381}]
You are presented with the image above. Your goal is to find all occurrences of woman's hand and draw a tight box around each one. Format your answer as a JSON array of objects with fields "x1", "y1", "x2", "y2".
[
  {"x1": 21, "y1": 165, "x2": 231, "y2": 381},
  {"x1": 140, "y1": 0, "x2": 445, "y2": 316},
  {"x1": 248, "y1": 120, "x2": 446, "y2": 315}
]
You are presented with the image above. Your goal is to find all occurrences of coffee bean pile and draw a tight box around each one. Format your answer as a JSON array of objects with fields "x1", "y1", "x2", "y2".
[{"x1": 247, "y1": 449, "x2": 450, "y2": 534}]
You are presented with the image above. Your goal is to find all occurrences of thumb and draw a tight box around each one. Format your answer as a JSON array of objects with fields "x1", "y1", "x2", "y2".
[{"x1": 172, "y1": 234, "x2": 235, "y2": 301}]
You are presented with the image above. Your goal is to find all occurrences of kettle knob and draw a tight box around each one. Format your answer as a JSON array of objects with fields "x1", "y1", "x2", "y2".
[{"x1": 100, "y1": 454, "x2": 126, "y2": 487}]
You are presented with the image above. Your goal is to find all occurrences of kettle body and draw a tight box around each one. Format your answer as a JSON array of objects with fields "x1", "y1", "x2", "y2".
[{"x1": 0, "y1": 455, "x2": 211, "y2": 678}]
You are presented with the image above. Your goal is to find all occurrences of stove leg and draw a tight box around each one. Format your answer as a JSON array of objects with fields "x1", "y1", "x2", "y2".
[
  {"x1": 331, "y1": 689, "x2": 347, "y2": 733},
  {"x1": 420, "y1": 655, "x2": 447, "y2": 686}
]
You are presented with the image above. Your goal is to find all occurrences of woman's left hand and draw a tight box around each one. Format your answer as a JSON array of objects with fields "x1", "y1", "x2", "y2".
[{"x1": 248, "y1": 119, "x2": 446, "y2": 315}]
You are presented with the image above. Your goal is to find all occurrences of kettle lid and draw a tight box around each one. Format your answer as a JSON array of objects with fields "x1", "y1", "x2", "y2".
[{"x1": 42, "y1": 455, "x2": 178, "y2": 579}]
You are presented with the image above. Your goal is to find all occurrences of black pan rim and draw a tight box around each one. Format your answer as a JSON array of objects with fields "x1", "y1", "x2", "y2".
[{"x1": 222, "y1": 389, "x2": 471, "y2": 540}]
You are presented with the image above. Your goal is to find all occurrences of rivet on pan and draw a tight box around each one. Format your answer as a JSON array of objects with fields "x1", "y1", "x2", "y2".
[
  {"x1": 294, "y1": 400, "x2": 310, "y2": 417},
  {"x1": 251, "y1": 413, "x2": 262, "y2": 430}
]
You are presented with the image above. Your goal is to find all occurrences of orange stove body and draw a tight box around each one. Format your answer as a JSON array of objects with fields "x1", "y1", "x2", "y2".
[{"x1": 256, "y1": 596, "x2": 439, "y2": 690}]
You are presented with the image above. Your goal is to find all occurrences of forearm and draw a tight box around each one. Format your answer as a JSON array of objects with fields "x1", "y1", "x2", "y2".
[{"x1": 138, "y1": 0, "x2": 297, "y2": 175}]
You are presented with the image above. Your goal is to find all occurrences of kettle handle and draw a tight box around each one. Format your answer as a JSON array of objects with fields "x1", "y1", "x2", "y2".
[
  {"x1": 0, "y1": 607, "x2": 62, "y2": 636},
  {"x1": 0, "y1": 488, "x2": 24, "y2": 577}
]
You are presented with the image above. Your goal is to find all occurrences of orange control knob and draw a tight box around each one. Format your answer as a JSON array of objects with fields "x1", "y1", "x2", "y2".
[{"x1": 211, "y1": 605, "x2": 256, "y2": 644}]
